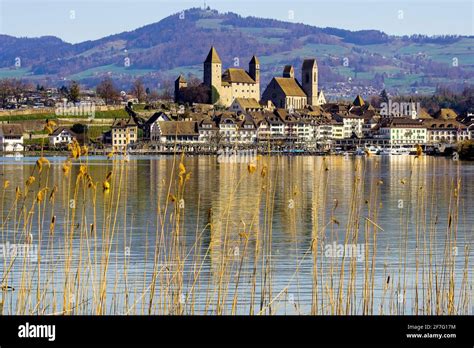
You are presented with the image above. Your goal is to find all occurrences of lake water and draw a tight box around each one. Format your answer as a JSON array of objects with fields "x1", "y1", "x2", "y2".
[{"x1": 0, "y1": 155, "x2": 472, "y2": 315}]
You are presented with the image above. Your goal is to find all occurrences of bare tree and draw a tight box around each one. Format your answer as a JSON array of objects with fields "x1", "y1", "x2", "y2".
[
  {"x1": 131, "y1": 78, "x2": 146, "y2": 103},
  {"x1": 159, "y1": 80, "x2": 173, "y2": 101},
  {"x1": 0, "y1": 79, "x2": 28, "y2": 108}
]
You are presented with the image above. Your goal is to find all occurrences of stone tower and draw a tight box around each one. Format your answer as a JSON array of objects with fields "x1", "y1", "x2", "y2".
[
  {"x1": 174, "y1": 75, "x2": 187, "y2": 102},
  {"x1": 203, "y1": 46, "x2": 222, "y2": 96},
  {"x1": 301, "y1": 59, "x2": 318, "y2": 106},
  {"x1": 249, "y1": 55, "x2": 260, "y2": 98},
  {"x1": 283, "y1": 65, "x2": 294, "y2": 78}
]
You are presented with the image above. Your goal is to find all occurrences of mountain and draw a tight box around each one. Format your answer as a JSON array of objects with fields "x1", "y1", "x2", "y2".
[{"x1": 0, "y1": 7, "x2": 472, "y2": 97}]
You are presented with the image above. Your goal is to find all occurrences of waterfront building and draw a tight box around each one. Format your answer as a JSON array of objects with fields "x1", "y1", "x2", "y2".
[
  {"x1": 49, "y1": 127, "x2": 77, "y2": 147},
  {"x1": 377, "y1": 118, "x2": 427, "y2": 145},
  {"x1": 0, "y1": 124, "x2": 24, "y2": 152},
  {"x1": 112, "y1": 118, "x2": 138, "y2": 151},
  {"x1": 423, "y1": 119, "x2": 469, "y2": 144}
]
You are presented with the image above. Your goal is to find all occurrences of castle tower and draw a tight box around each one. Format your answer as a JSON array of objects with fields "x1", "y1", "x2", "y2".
[
  {"x1": 283, "y1": 65, "x2": 294, "y2": 78},
  {"x1": 174, "y1": 75, "x2": 187, "y2": 102},
  {"x1": 249, "y1": 55, "x2": 260, "y2": 98},
  {"x1": 203, "y1": 46, "x2": 222, "y2": 96},
  {"x1": 302, "y1": 59, "x2": 318, "y2": 106}
]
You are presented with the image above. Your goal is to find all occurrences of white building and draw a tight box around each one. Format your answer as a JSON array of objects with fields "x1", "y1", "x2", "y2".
[
  {"x1": 378, "y1": 118, "x2": 427, "y2": 145},
  {"x1": 423, "y1": 120, "x2": 469, "y2": 144},
  {"x1": 0, "y1": 124, "x2": 24, "y2": 152},
  {"x1": 49, "y1": 127, "x2": 77, "y2": 147}
]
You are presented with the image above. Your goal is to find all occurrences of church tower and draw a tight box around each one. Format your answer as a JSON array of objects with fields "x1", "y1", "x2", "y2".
[
  {"x1": 249, "y1": 55, "x2": 260, "y2": 98},
  {"x1": 203, "y1": 46, "x2": 222, "y2": 97},
  {"x1": 301, "y1": 59, "x2": 318, "y2": 106},
  {"x1": 174, "y1": 75, "x2": 187, "y2": 103}
]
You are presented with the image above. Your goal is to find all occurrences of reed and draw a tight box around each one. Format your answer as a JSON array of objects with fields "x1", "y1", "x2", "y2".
[{"x1": 0, "y1": 149, "x2": 471, "y2": 315}]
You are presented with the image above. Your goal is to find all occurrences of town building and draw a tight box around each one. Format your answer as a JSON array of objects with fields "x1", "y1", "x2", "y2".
[
  {"x1": 423, "y1": 119, "x2": 469, "y2": 144},
  {"x1": 230, "y1": 98, "x2": 264, "y2": 113},
  {"x1": 377, "y1": 118, "x2": 427, "y2": 145},
  {"x1": 49, "y1": 127, "x2": 77, "y2": 147},
  {"x1": 0, "y1": 124, "x2": 24, "y2": 152},
  {"x1": 111, "y1": 119, "x2": 138, "y2": 151},
  {"x1": 176, "y1": 47, "x2": 261, "y2": 108},
  {"x1": 261, "y1": 60, "x2": 325, "y2": 110}
]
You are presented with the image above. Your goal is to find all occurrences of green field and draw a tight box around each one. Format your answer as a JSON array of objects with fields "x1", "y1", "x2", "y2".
[{"x1": 68, "y1": 64, "x2": 155, "y2": 80}]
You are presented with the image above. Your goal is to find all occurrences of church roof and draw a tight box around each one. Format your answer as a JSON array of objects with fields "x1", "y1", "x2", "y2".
[
  {"x1": 222, "y1": 68, "x2": 256, "y2": 84},
  {"x1": 273, "y1": 77, "x2": 307, "y2": 97},
  {"x1": 302, "y1": 59, "x2": 317, "y2": 70},
  {"x1": 249, "y1": 55, "x2": 260, "y2": 65},
  {"x1": 283, "y1": 65, "x2": 294, "y2": 77},
  {"x1": 204, "y1": 46, "x2": 222, "y2": 64},
  {"x1": 353, "y1": 95, "x2": 365, "y2": 107},
  {"x1": 175, "y1": 75, "x2": 186, "y2": 83}
]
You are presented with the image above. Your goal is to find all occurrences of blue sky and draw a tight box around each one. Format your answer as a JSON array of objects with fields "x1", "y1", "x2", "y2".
[{"x1": 0, "y1": 0, "x2": 472, "y2": 43}]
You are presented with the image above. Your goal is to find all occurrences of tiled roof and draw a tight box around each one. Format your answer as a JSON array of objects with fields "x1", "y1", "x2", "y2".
[
  {"x1": 51, "y1": 127, "x2": 77, "y2": 137},
  {"x1": 0, "y1": 124, "x2": 23, "y2": 136},
  {"x1": 233, "y1": 98, "x2": 261, "y2": 109},
  {"x1": 204, "y1": 46, "x2": 222, "y2": 64},
  {"x1": 159, "y1": 121, "x2": 198, "y2": 136},
  {"x1": 434, "y1": 108, "x2": 458, "y2": 120},
  {"x1": 222, "y1": 68, "x2": 256, "y2": 84},
  {"x1": 112, "y1": 118, "x2": 135, "y2": 128},
  {"x1": 273, "y1": 77, "x2": 306, "y2": 97}
]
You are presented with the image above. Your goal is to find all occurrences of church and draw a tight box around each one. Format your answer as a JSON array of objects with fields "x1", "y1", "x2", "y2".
[
  {"x1": 261, "y1": 60, "x2": 326, "y2": 110},
  {"x1": 174, "y1": 46, "x2": 325, "y2": 110}
]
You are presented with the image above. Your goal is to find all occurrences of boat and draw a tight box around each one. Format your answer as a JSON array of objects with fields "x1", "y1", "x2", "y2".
[
  {"x1": 377, "y1": 147, "x2": 410, "y2": 155},
  {"x1": 365, "y1": 145, "x2": 380, "y2": 155}
]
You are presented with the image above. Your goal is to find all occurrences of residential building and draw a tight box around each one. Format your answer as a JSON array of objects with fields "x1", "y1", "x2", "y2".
[
  {"x1": 49, "y1": 127, "x2": 77, "y2": 147},
  {"x1": 423, "y1": 119, "x2": 469, "y2": 144},
  {"x1": 378, "y1": 118, "x2": 427, "y2": 145},
  {"x1": 0, "y1": 124, "x2": 24, "y2": 152},
  {"x1": 112, "y1": 119, "x2": 138, "y2": 151}
]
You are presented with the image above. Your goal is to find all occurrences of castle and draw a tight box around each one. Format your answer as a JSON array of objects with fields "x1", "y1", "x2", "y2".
[{"x1": 175, "y1": 46, "x2": 325, "y2": 109}]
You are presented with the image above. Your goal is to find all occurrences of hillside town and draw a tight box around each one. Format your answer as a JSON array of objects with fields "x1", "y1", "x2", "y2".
[{"x1": 0, "y1": 47, "x2": 473, "y2": 157}]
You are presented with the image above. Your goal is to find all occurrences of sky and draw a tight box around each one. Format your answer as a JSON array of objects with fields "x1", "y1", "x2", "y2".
[{"x1": 0, "y1": 0, "x2": 472, "y2": 43}]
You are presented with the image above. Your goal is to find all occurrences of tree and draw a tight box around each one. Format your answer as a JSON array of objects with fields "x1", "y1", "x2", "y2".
[
  {"x1": 131, "y1": 78, "x2": 146, "y2": 102},
  {"x1": 211, "y1": 86, "x2": 220, "y2": 104},
  {"x1": 96, "y1": 77, "x2": 120, "y2": 105},
  {"x1": 0, "y1": 79, "x2": 13, "y2": 108},
  {"x1": 69, "y1": 81, "x2": 80, "y2": 102},
  {"x1": 0, "y1": 79, "x2": 27, "y2": 108},
  {"x1": 71, "y1": 123, "x2": 86, "y2": 134},
  {"x1": 159, "y1": 80, "x2": 173, "y2": 101},
  {"x1": 380, "y1": 89, "x2": 389, "y2": 104}
]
